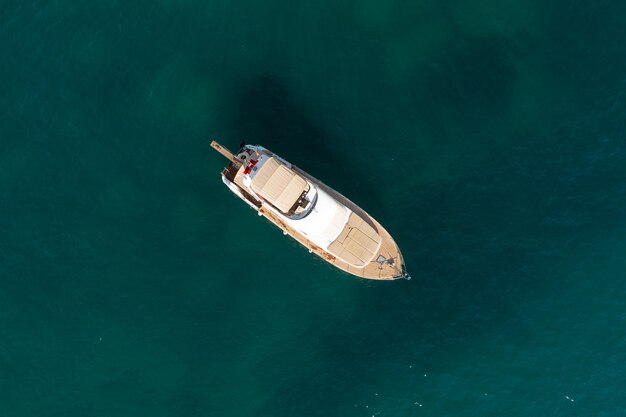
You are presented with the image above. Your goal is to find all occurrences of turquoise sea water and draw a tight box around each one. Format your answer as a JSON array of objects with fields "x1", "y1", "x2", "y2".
[{"x1": 2, "y1": 1, "x2": 626, "y2": 415}]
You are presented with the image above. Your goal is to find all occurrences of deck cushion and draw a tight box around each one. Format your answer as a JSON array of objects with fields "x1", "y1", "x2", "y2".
[
  {"x1": 251, "y1": 157, "x2": 308, "y2": 213},
  {"x1": 327, "y1": 212, "x2": 381, "y2": 266}
]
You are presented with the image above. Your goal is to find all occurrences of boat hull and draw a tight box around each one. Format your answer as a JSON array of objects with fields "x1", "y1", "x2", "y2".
[{"x1": 214, "y1": 143, "x2": 408, "y2": 280}]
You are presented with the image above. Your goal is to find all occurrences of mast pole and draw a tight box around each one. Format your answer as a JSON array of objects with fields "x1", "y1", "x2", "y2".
[{"x1": 211, "y1": 140, "x2": 240, "y2": 165}]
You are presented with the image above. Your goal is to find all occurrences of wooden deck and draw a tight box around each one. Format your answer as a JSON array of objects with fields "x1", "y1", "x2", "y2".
[{"x1": 258, "y1": 205, "x2": 404, "y2": 280}]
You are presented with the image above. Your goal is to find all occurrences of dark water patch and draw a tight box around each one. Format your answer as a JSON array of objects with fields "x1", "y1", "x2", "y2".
[
  {"x1": 541, "y1": 0, "x2": 626, "y2": 113},
  {"x1": 414, "y1": 33, "x2": 516, "y2": 138}
]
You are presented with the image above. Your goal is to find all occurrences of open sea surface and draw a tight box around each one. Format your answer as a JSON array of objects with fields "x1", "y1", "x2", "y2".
[{"x1": 2, "y1": 1, "x2": 626, "y2": 416}]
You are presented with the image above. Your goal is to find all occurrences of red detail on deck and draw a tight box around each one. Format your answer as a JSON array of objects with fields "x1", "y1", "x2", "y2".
[{"x1": 243, "y1": 159, "x2": 258, "y2": 175}]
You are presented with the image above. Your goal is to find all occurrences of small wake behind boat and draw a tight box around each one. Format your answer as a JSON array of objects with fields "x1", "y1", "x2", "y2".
[{"x1": 211, "y1": 141, "x2": 410, "y2": 280}]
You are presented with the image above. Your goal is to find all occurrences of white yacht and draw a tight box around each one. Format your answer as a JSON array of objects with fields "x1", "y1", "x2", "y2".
[{"x1": 211, "y1": 141, "x2": 409, "y2": 280}]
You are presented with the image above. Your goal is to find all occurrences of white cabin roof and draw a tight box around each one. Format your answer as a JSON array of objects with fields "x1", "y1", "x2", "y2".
[{"x1": 285, "y1": 188, "x2": 350, "y2": 248}]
